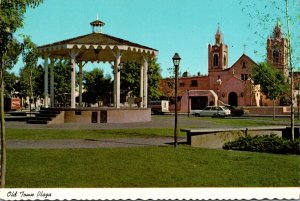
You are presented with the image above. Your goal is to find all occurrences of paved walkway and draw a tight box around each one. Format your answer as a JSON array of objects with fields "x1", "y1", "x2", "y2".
[
  {"x1": 8, "y1": 137, "x2": 186, "y2": 149},
  {"x1": 5, "y1": 115, "x2": 215, "y2": 130}
]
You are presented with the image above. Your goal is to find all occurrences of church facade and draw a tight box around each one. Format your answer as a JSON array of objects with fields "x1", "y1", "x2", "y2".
[{"x1": 160, "y1": 22, "x2": 289, "y2": 112}]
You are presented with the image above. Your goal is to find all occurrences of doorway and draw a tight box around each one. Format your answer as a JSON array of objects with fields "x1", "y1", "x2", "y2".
[
  {"x1": 191, "y1": 96, "x2": 208, "y2": 110},
  {"x1": 228, "y1": 92, "x2": 238, "y2": 106}
]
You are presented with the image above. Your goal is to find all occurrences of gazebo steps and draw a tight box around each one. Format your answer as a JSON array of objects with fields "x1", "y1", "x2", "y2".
[
  {"x1": 5, "y1": 116, "x2": 29, "y2": 121},
  {"x1": 27, "y1": 108, "x2": 61, "y2": 124},
  {"x1": 35, "y1": 113, "x2": 57, "y2": 118},
  {"x1": 27, "y1": 119, "x2": 48, "y2": 124},
  {"x1": 39, "y1": 110, "x2": 61, "y2": 115}
]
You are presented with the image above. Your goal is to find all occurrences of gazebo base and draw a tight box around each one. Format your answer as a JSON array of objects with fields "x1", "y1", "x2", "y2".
[{"x1": 44, "y1": 107, "x2": 151, "y2": 124}]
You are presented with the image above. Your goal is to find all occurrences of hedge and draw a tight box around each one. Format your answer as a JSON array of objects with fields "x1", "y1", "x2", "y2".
[{"x1": 223, "y1": 134, "x2": 300, "y2": 155}]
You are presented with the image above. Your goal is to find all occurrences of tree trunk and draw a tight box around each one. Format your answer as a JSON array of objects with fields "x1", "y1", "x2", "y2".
[
  {"x1": 273, "y1": 99, "x2": 275, "y2": 121},
  {"x1": 0, "y1": 67, "x2": 6, "y2": 187},
  {"x1": 285, "y1": 0, "x2": 294, "y2": 140}
]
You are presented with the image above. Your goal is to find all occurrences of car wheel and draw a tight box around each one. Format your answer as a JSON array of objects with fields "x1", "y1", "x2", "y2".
[{"x1": 195, "y1": 113, "x2": 200, "y2": 117}]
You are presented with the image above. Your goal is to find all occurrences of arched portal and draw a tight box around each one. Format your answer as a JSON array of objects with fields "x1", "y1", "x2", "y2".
[{"x1": 228, "y1": 92, "x2": 238, "y2": 106}]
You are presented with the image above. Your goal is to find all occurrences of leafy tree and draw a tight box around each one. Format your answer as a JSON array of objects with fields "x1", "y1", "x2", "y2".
[
  {"x1": 252, "y1": 62, "x2": 289, "y2": 118},
  {"x1": 120, "y1": 62, "x2": 139, "y2": 100},
  {"x1": 53, "y1": 60, "x2": 71, "y2": 106},
  {"x1": 83, "y1": 68, "x2": 112, "y2": 106},
  {"x1": 120, "y1": 59, "x2": 162, "y2": 102},
  {"x1": 3, "y1": 71, "x2": 18, "y2": 97},
  {"x1": 148, "y1": 58, "x2": 162, "y2": 101},
  {"x1": 0, "y1": 0, "x2": 43, "y2": 187},
  {"x1": 19, "y1": 36, "x2": 41, "y2": 106},
  {"x1": 240, "y1": 0, "x2": 299, "y2": 139}
]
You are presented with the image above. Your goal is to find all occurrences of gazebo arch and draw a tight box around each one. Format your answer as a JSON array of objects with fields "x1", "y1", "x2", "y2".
[{"x1": 38, "y1": 18, "x2": 158, "y2": 109}]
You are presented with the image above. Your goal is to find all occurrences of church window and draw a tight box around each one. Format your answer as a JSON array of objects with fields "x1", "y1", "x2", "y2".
[
  {"x1": 241, "y1": 74, "x2": 248, "y2": 81},
  {"x1": 242, "y1": 61, "x2": 246, "y2": 68},
  {"x1": 273, "y1": 50, "x2": 280, "y2": 63},
  {"x1": 213, "y1": 54, "x2": 219, "y2": 67},
  {"x1": 224, "y1": 55, "x2": 227, "y2": 66},
  {"x1": 191, "y1": 80, "x2": 198, "y2": 87}
]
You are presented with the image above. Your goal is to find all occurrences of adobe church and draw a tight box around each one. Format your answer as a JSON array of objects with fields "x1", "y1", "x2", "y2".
[{"x1": 160, "y1": 21, "x2": 289, "y2": 112}]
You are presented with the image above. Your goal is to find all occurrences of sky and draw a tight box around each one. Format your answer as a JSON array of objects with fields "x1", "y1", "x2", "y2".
[{"x1": 12, "y1": 0, "x2": 299, "y2": 78}]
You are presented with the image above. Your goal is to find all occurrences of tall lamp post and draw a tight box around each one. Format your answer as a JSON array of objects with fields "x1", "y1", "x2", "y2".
[
  {"x1": 187, "y1": 89, "x2": 190, "y2": 117},
  {"x1": 172, "y1": 53, "x2": 181, "y2": 148},
  {"x1": 216, "y1": 78, "x2": 222, "y2": 117}
]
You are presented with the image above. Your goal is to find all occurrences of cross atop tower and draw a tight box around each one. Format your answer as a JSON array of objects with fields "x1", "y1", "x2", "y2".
[{"x1": 215, "y1": 23, "x2": 223, "y2": 44}]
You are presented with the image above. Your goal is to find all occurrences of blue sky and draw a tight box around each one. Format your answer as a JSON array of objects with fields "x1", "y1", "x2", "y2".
[{"x1": 12, "y1": 0, "x2": 299, "y2": 77}]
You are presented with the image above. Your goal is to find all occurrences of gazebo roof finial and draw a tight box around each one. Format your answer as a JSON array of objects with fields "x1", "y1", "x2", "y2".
[{"x1": 90, "y1": 14, "x2": 105, "y2": 33}]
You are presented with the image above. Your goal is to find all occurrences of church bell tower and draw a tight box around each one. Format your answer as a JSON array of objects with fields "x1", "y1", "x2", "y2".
[
  {"x1": 208, "y1": 24, "x2": 228, "y2": 72},
  {"x1": 267, "y1": 20, "x2": 289, "y2": 77}
]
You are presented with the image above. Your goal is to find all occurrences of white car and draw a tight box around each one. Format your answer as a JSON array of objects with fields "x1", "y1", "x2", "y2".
[{"x1": 193, "y1": 106, "x2": 231, "y2": 117}]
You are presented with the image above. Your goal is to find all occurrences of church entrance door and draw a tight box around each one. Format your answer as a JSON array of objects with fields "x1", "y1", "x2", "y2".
[
  {"x1": 191, "y1": 96, "x2": 208, "y2": 110},
  {"x1": 228, "y1": 92, "x2": 238, "y2": 106}
]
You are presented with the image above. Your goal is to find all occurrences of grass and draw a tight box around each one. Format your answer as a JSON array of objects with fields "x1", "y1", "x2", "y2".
[
  {"x1": 201, "y1": 117, "x2": 285, "y2": 127},
  {"x1": 7, "y1": 128, "x2": 185, "y2": 140},
  {"x1": 7, "y1": 146, "x2": 299, "y2": 187}
]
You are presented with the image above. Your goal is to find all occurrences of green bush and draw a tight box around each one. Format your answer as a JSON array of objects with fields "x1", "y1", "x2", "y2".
[{"x1": 223, "y1": 134, "x2": 300, "y2": 155}]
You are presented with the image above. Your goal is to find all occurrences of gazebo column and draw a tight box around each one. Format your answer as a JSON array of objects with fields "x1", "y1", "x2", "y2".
[
  {"x1": 50, "y1": 58, "x2": 55, "y2": 107},
  {"x1": 143, "y1": 57, "x2": 148, "y2": 108},
  {"x1": 43, "y1": 55, "x2": 49, "y2": 108},
  {"x1": 70, "y1": 50, "x2": 78, "y2": 108},
  {"x1": 113, "y1": 51, "x2": 121, "y2": 108},
  {"x1": 139, "y1": 64, "x2": 144, "y2": 108},
  {"x1": 78, "y1": 62, "x2": 84, "y2": 107}
]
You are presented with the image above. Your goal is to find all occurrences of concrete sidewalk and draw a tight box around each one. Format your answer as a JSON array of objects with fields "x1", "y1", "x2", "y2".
[
  {"x1": 5, "y1": 115, "x2": 216, "y2": 130},
  {"x1": 8, "y1": 137, "x2": 186, "y2": 149}
]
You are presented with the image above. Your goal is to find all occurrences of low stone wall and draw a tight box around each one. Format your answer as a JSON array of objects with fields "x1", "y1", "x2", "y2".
[
  {"x1": 181, "y1": 126, "x2": 287, "y2": 149},
  {"x1": 190, "y1": 130, "x2": 282, "y2": 149},
  {"x1": 49, "y1": 107, "x2": 151, "y2": 124},
  {"x1": 244, "y1": 106, "x2": 294, "y2": 116}
]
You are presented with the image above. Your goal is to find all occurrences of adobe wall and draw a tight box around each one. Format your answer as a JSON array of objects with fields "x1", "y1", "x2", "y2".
[
  {"x1": 190, "y1": 130, "x2": 282, "y2": 149},
  {"x1": 50, "y1": 108, "x2": 151, "y2": 124},
  {"x1": 243, "y1": 106, "x2": 290, "y2": 116}
]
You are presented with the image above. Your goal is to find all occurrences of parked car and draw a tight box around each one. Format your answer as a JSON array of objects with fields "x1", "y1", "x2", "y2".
[
  {"x1": 225, "y1": 105, "x2": 249, "y2": 116},
  {"x1": 192, "y1": 106, "x2": 231, "y2": 117}
]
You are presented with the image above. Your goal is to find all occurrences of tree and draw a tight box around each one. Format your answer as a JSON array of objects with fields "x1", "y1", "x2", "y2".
[
  {"x1": 19, "y1": 36, "x2": 41, "y2": 109},
  {"x1": 148, "y1": 58, "x2": 162, "y2": 101},
  {"x1": 3, "y1": 71, "x2": 18, "y2": 97},
  {"x1": 252, "y1": 62, "x2": 289, "y2": 119},
  {"x1": 120, "y1": 59, "x2": 162, "y2": 102},
  {"x1": 53, "y1": 60, "x2": 71, "y2": 106},
  {"x1": 83, "y1": 68, "x2": 112, "y2": 106},
  {"x1": 0, "y1": 0, "x2": 43, "y2": 187},
  {"x1": 240, "y1": 0, "x2": 299, "y2": 139}
]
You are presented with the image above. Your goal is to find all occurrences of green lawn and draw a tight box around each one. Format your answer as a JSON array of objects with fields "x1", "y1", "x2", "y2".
[
  {"x1": 7, "y1": 146, "x2": 299, "y2": 187},
  {"x1": 202, "y1": 116, "x2": 294, "y2": 127}
]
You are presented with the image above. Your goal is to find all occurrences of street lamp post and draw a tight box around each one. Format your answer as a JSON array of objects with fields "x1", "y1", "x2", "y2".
[
  {"x1": 216, "y1": 78, "x2": 222, "y2": 117},
  {"x1": 172, "y1": 53, "x2": 181, "y2": 148},
  {"x1": 187, "y1": 90, "x2": 190, "y2": 117}
]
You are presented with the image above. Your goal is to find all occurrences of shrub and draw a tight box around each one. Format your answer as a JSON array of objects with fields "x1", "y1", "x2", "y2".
[{"x1": 223, "y1": 134, "x2": 300, "y2": 155}]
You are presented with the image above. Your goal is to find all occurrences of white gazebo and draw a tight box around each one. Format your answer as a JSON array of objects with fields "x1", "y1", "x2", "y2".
[{"x1": 37, "y1": 18, "x2": 158, "y2": 123}]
